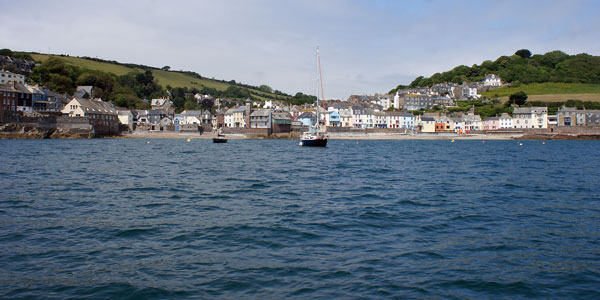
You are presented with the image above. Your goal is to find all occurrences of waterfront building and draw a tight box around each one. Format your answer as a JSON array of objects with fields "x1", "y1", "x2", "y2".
[
  {"x1": 0, "y1": 83, "x2": 34, "y2": 114},
  {"x1": 232, "y1": 106, "x2": 247, "y2": 128},
  {"x1": 483, "y1": 116, "x2": 500, "y2": 130},
  {"x1": 498, "y1": 113, "x2": 513, "y2": 129},
  {"x1": 0, "y1": 83, "x2": 19, "y2": 114},
  {"x1": 117, "y1": 108, "x2": 134, "y2": 131},
  {"x1": 224, "y1": 108, "x2": 235, "y2": 127},
  {"x1": 435, "y1": 115, "x2": 454, "y2": 131},
  {"x1": 384, "y1": 111, "x2": 403, "y2": 129},
  {"x1": 583, "y1": 110, "x2": 600, "y2": 126},
  {"x1": 452, "y1": 117, "x2": 465, "y2": 133},
  {"x1": 339, "y1": 109, "x2": 352, "y2": 127},
  {"x1": 297, "y1": 111, "x2": 314, "y2": 127},
  {"x1": 351, "y1": 107, "x2": 374, "y2": 128},
  {"x1": 61, "y1": 97, "x2": 119, "y2": 135},
  {"x1": 513, "y1": 107, "x2": 548, "y2": 129},
  {"x1": 272, "y1": 112, "x2": 292, "y2": 133},
  {"x1": 325, "y1": 111, "x2": 341, "y2": 127},
  {"x1": 464, "y1": 114, "x2": 483, "y2": 131},
  {"x1": 399, "y1": 113, "x2": 415, "y2": 129},
  {"x1": 374, "y1": 111, "x2": 387, "y2": 128},
  {"x1": 419, "y1": 116, "x2": 436, "y2": 133},
  {"x1": 250, "y1": 109, "x2": 271, "y2": 128},
  {"x1": 557, "y1": 107, "x2": 586, "y2": 126},
  {"x1": 179, "y1": 110, "x2": 203, "y2": 125}
]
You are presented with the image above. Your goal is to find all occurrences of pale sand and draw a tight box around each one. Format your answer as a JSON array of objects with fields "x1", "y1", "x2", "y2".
[{"x1": 122, "y1": 131, "x2": 522, "y2": 140}]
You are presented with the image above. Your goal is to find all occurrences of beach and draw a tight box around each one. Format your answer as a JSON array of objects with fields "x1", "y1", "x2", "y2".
[{"x1": 122, "y1": 131, "x2": 523, "y2": 140}]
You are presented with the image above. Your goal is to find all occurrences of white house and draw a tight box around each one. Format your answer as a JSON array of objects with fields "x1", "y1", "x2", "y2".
[
  {"x1": 224, "y1": 108, "x2": 235, "y2": 127},
  {"x1": 483, "y1": 74, "x2": 502, "y2": 87},
  {"x1": 117, "y1": 108, "x2": 134, "y2": 131},
  {"x1": 351, "y1": 106, "x2": 374, "y2": 128},
  {"x1": 263, "y1": 100, "x2": 273, "y2": 109},
  {"x1": 180, "y1": 110, "x2": 203, "y2": 124},
  {"x1": 498, "y1": 113, "x2": 513, "y2": 129},
  {"x1": 513, "y1": 107, "x2": 548, "y2": 129},
  {"x1": 452, "y1": 117, "x2": 466, "y2": 133}
]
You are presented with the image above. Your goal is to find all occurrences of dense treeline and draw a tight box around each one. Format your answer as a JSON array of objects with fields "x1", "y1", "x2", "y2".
[
  {"x1": 29, "y1": 57, "x2": 158, "y2": 109},
  {"x1": 391, "y1": 49, "x2": 600, "y2": 92}
]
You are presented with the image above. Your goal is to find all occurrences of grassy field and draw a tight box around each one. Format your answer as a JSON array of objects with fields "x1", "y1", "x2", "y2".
[
  {"x1": 482, "y1": 82, "x2": 600, "y2": 98},
  {"x1": 498, "y1": 93, "x2": 600, "y2": 103},
  {"x1": 28, "y1": 53, "x2": 288, "y2": 100},
  {"x1": 30, "y1": 54, "x2": 136, "y2": 76}
]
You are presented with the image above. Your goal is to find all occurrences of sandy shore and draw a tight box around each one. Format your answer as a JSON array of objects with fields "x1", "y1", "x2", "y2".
[{"x1": 122, "y1": 131, "x2": 522, "y2": 140}]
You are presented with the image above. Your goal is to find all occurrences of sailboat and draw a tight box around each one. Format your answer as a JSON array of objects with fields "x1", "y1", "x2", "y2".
[{"x1": 300, "y1": 46, "x2": 329, "y2": 147}]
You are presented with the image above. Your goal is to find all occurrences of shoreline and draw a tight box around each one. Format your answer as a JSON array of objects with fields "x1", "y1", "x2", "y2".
[{"x1": 121, "y1": 131, "x2": 524, "y2": 140}]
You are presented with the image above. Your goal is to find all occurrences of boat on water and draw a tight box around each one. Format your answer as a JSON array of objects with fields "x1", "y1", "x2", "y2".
[
  {"x1": 212, "y1": 127, "x2": 227, "y2": 143},
  {"x1": 300, "y1": 124, "x2": 328, "y2": 147},
  {"x1": 300, "y1": 46, "x2": 329, "y2": 147}
]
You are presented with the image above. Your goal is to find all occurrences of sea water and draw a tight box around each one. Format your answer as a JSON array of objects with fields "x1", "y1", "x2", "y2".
[{"x1": 1, "y1": 139, "x2": 599, "y2": 299}]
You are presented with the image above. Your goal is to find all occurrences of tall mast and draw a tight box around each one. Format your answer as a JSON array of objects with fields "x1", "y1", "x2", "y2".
[
  {"x1": 316, "y1": 46, "x2": 326, "y2": 126},
  {"x1": 315, "y1": 46, "x2": 319, "y2": 127},
  {"x1": 318, "y1": 46, "x2": 325, "y2": 113}
]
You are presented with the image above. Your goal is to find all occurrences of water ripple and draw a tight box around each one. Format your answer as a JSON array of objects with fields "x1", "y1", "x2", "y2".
[{"x1": 0, "y1": 139, "x2": 599, "y2": 299}]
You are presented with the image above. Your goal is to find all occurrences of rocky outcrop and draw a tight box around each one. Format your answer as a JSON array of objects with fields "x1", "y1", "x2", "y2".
[
  {"x1": 0, "y1": 123, "x2": 92, "y2": 139},
  {"x1": 518, "y1": 133, "x2": 600, "y2": 140}
]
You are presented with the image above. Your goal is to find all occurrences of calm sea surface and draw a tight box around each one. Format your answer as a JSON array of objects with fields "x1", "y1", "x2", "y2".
[{"x1": 1, "y1": 138, "x2": 599, "y2": 299}]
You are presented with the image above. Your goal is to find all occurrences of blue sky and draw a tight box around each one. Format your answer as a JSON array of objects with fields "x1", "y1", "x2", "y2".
[{"x1": 1, "y1": 0, "x2": 599, "y2": 100}]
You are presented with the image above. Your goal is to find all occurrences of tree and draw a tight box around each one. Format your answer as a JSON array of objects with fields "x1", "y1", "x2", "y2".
[
  {"x1": 515, "y1": 49, "x2": 532, "y2": 59},
  {"x1": 509, "y1": 91, "x2": 528, "y2": 106},
  {"x1": 258, "y1": 85, "x2": 272, "y2": 93},
  {"x1": 161, "y1": 66, "x2": 171, "y2": 71},
  {"x1": 0, "y1": 48, "x2": 13, "y2": 56},
  {"x1": 200, "y1": 98, "x2": 214, "y2": 110}
]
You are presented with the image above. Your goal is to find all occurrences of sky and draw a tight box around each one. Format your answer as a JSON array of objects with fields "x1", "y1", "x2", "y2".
[{"x1": 1, "y1": 0, "x2": 599, "y2": 100}]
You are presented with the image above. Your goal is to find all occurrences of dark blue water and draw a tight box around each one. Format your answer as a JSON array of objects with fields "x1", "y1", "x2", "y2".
[{"x1": 1, "y1": 138, "x2": 599, "y2": 299}]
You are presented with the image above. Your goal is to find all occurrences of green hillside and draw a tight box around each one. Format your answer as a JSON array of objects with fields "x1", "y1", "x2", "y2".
[
  {"x1": 29, "y1": 53, "x2": 274, "y2": 97},
  {"x1": 3, "y1": 50, "x2": 324, "y2": 111},
  {"x1": 391, "y1": 49, "x2": 600, "y2": 96},
  {"x1": 481, "y1": 83, "x2": 600, "y2": 98}
]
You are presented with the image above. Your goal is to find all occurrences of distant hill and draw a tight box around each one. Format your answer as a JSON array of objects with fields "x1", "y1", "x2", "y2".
[
  {"x1": 27, "y1": 53, "x2": 289, "y2": 103},
  {"x1": 390, "y1": 49, "x2": 600, "y2": 95}
]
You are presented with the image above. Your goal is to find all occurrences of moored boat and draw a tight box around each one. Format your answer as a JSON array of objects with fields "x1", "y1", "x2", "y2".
[{"x1": 300, "y1": 46, "x2": 329, "y2": 147}]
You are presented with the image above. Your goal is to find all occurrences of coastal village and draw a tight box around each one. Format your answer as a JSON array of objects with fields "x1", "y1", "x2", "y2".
[{"x1": 1, "y1": 55, "x2": 599, "y2": 139}]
